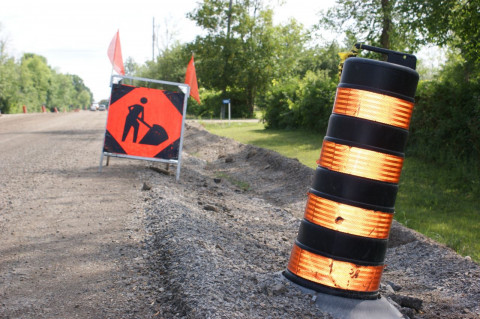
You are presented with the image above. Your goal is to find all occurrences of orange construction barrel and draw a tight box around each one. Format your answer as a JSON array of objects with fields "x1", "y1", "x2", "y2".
[{"x1": 284, "y1": 44, "x2": 419, "y2": 300}]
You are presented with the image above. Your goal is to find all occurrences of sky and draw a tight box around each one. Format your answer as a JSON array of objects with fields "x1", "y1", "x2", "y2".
[{"x1": 0, "y1": 0, "x2": 337, "y2": 102}]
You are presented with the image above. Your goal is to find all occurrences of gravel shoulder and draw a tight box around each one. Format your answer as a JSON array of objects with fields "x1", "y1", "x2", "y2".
[
  {"x1": 1, "y1": 113, "x2": 479, "y2": 319},
  {"x1": 0, "y1": 112, "x2": 153, "y2": 318}
]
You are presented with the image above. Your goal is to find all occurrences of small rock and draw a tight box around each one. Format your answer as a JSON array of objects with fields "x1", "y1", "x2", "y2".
[
  {"x1": 271, "y1": 283, "x2": 286, "y2": 296},
  {"x1": 225, "y1": 156, "x2": 234, "y2": 163},
  {"x1": 390, "y1": 294, "x2": 423, "y2": 311},
  {"x1": 149, "y1": 166, "x2": 172, "y2": 176},
  {"x1": 246, "y1": 150, "x2": 257, "y2": 159},
  {"x1": 203, "y1": 204, "x2": 218, "y2": 212},
  {"x1": 385, "y1": 284, "x2": 395, "y2": 294},
  {"x1": 399, "y1": 307, "x2": 416, "y2": 319},
  {"x1": 213, "y1": 178, "x2": 222, "y2": 183},
  {"x1": 386, "y1": 280, "x2": 402, "y2": 292},
  {"x1": 142, "y1": 182, "x2": 152, "y2": 191},
  {"x1": 387, "y1": 296, "x2": 401, "y2": 309}
]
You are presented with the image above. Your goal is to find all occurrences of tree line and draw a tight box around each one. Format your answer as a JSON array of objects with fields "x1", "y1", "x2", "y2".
[
  {"x1": 129, "y1": 0, "x2": 478, "y2": 168},
  {"x1": 0, "y1": 41, "x2": 93, "y2": 113}
]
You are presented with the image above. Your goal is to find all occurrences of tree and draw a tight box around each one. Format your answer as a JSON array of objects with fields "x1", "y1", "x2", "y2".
[
  {"x1": 71, "y1": 74, "x2": 93, "y2": 108},
  {"x1": 319, "y1": 0, "x2": 401, "y2": 51},
  {"x1": 154, "y1": 15, "x2": 181, "y2": 55},
  {"x1": 188, "y1": 0, "x2": 309, "y2": 115},
  {"x1": 319, "y1": 0, "x2": 456, "y2": 52},
  {"x1": 319, "y1": 0, "x2": 480, "y2": 67},
  {"x1": 124, "y1": 57, "x2": 139, "y2": 77},
  {"x1": 296, "y1": 41, "x2": 342, "y2": 79},
  {"x1": 399, "y1": 0, "x2": 480, "y2": 69},
  {"x1": 77, "y1": 90, "x2": 91, "y2": 109},
  {"x1": 449, "y1": 0, "x2": 480, "y2": 67},
  {"x1": 0, "y1": 56, "x2": 20, "y2": 113},
  {"x1": 138, "y1": 43, "x2": 190, "y2": 84},
  {"x1": 19, "y1": 53, "x2": 52, "y2": 111},
  {"x1": 47, "y1": 72, "x2": 75, "y2": 111},
  {"x1": 0, "y1": 27, "x2": 93, "y2": 114}
]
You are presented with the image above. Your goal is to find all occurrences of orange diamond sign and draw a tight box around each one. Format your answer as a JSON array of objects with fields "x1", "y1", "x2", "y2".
[{"x1": 103, "y1": 84, "x2": 185, "y2": 160}]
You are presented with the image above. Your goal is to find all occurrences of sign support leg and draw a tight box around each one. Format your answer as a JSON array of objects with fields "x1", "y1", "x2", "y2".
[{"x1": 98, "y1": 152, "x2": 105, "y2": 172}]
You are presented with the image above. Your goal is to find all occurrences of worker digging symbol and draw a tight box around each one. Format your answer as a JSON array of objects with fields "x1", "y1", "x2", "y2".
[
  {"x1": 121, "y1": 97, "x2": 168, "y2": 145},
  {"x1": 122, "y1": 97, "x2": 145, "y2": 143}
]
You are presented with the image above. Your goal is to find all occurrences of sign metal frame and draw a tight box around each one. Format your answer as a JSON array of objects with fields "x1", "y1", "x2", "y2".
[{"x1": 99, "y1": 75, "x2": 190, "y2": 181}]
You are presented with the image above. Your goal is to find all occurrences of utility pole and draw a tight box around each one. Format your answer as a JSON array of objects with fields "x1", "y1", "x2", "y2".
[
  {"x1": 226, "y1": 0, "x2": 232, "y2": 37},
  {"x1": 221, "y1": 0, "x2": 233, "y2": 119},
  {"x1": 152, "y1": 17, "x2": 155, "y2": 61},
  {"x1": 223, "y1": 0, "x2": 233, "y2": 80}
]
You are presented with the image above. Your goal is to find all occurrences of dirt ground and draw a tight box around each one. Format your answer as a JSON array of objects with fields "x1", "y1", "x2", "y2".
[{"x1": 0, "y1": 112, "x2": 479, "y2": 319}]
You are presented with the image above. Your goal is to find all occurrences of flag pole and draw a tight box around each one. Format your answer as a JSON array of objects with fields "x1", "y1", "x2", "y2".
[
  {"x1": 109, "y1": 29, "x2": 123, "y2": 86},
  {"x1": 112, "y1": 30, "x2": 117, "y2": 75},
  {"x1": 103, "y1": 29, "x2": 119, "y2": 171}
]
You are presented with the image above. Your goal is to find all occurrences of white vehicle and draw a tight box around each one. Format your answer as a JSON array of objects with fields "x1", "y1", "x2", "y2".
[
  {"x1": 90, "y1": 103, "x2": 99, "y2": 111},
  {"x1": 98, "y1": 104, "x2": 106, "y2": 111}
]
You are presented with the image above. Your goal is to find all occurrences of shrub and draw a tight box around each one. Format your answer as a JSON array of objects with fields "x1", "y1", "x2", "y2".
[
  {"x1": 296, "y1": 70, "x2": 337, "y2": 132},
  {"x1": 409, "y1": 70, "x2": 480, "y2": 164},
  {"x1": 261, "y1": 71, "x2": 336, "y2": 131},
  {"x1": 187, "y1": 88, "x2": 253, "y2": 119},
  {"x1": 259, "y1": 77, "x2": 299, "y2": 129}
]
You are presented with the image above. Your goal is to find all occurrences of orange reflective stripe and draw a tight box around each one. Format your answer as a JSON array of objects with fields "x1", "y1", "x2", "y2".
[
  {"x1": 287, "y1": 244, "x2": 383, "y2": 292},
  {"x1": 333, "y1": 87, "x2": 414, "y2": 129},
  {"x1": 317, "y1": 140, "x2": 403, "y2": 183},
  {"x1": 304, "y1": 193, "x2": 393, "y2": 239}
]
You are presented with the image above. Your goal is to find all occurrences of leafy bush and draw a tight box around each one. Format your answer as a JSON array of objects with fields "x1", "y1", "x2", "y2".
[
  {"x1": 186, "y1": 88, "x2": 220, "y2": 119},
  {"x1": 409, "y1": 63, "x2": 480, "y2": 165},
  {"x1": 186, "y1": 87, "x2": 253, "y2": 119},
  {"x1": 296, "y1": 70, "x2": 337, "y2": 132},
  {"x1": 261, "y1": 70, "x2": 336, "y2": 131},
  {"x1": 259, "y1": 77, "x2": 299, "y2": 129}
]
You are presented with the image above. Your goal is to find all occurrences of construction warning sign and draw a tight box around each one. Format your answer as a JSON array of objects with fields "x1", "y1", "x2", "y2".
[{"x1": 103, "y1": 83, "x2": 185, "y2": 160}]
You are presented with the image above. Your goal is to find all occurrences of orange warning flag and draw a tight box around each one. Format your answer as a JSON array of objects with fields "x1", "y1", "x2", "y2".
[
  {"x1": 107, "y1": 30, "x2": 125, "y2": 75},
  {"x1": 184, "y1": 55, "x2": 201, "y2": 104}
]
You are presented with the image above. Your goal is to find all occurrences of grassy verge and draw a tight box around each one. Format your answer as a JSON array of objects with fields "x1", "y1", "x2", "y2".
[
  {"x1": 202, "y1": 122, "x2": 323, "y2": 168},
  {"x1": 202, "y1": 121, "x2": 480, "y2": 263},
  {"x1": 396, "y1": 158, "x2": 479, "y2": 261}
]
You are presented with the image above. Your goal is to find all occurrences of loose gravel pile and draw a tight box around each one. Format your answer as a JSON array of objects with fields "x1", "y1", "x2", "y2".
[{"x1": 134, "y1": 123, "x2": 480, "y2": 319}]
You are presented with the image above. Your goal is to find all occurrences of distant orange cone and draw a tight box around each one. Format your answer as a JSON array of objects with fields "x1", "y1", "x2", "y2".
[
  {"x1": 41, "y1": 105, "x2": 46, "y2": 113},
  {"x1": 54, "y1": 107, "x2": 58, "y2": 113},
  {"x1": 23, "y1": 105, "x2": 27, "y2": 113}
]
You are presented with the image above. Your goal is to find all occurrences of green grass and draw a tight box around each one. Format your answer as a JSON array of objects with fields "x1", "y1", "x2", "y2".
[
  {"x1": 396, "y1": 158, "x2": 479, "y2": 261},
  {"x1": 215, "y1": 171, "x2": 251, "y2": 191},
  {"x1": 202, "y1": 122, "x2": 480, "y2": 263},
  {"x1": 203, "y1": 122, "x2": 323, "y2": 169}
]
